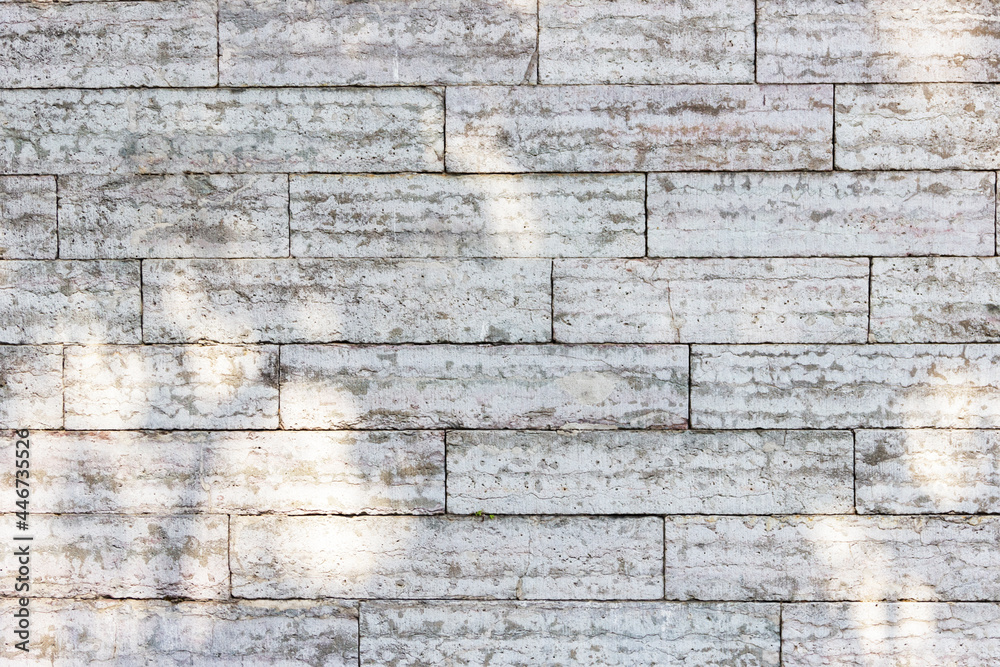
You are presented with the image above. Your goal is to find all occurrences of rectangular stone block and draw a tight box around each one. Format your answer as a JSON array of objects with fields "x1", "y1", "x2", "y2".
[
  {"x1": 65, "y1": 345, "x2": 279, "y2": 429},
  {"x1": 361, "y1": 601, "x2": 780, "y2": 667},
  {"x1": 289, "y1": 173, "x2": 645, "y2": 258},
  {"x1": 280, "y1": 344, "x2": 688, "y2": 429},
  {"x1": 872, "y1": 257, "x2": 1000, "y2": 342},
  {"x1": 0, "y1": 176, "x2": 56, "y2": 259},
  {"x1": 647, "y1": 171, "x2": 996, "y2": 257},
  {"x1": 59, "y1": 174, "x2": 289, "y2": 259},
  {"x1": 0, "y1": 260, "x2": 140, "y2": 343},
  {"x1": 663, "y1": 516, "x2": 1000, "y2": 601},
  {"x1": 0, "y1": 0, "x2": 216, "y2": 87},
  {"x1": 758, "y1": 0, "x2": 1000, "y2": 83},
  {"x1": 5, "y1": 430, "x2": 444, "y2": 514},
  {"x1": 554, "y1": 258, "x2": 868, "y2": 343},
  {"x1": 0, "y1": 599, "x2": 359, "y2": 666},
  {"x1": 446, "y1": 85, "x2": 833, "y2": 172},
  {"x1": 837, "y1": 84, "x2": 1000, "y2": 169},
  {"x1": 0, "y1": 345, "x2": 62, "y2": 428},
  {"x1": 783, "y1": 602, "x2": 1000, "y2": 667},
  {"x1": 144, "y1": 258, "x2": 550, "y2": 344},
  {"x1": 232, "y1": 515, "x2": 662, "y2": 600},
  {"x1": 1, "y1": 515, "x2": 228, "y2": 599},
  {"x1": 539, "y1": 0, "x2": 755, "y2": 84},
  {"x1": 447, "y1": 430, "x2": 853, "y2": 514},
  {"x1": 857, "y1": 429, "x2": 1000, "y2": 514},
  {"x1": 220, "y1": 0, "x2": 536, "y2": 85},
  {"x1": 691, "y1": 344, "x2": 1000, "y2": 429},
  {"x1": 0, "y1": 88, "x2": 443, "y2": 174}
]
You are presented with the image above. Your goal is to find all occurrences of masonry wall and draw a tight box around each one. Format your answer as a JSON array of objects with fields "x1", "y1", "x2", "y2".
[{"x1": 1, "y1": 0, "x2": 1000, "y2": 664}]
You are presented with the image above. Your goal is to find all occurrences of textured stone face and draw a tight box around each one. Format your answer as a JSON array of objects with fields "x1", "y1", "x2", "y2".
[
  {"x1": 553, "y1": 258, "x2": 869, "y2": 343},
  {"x1": 59, "y1": 175, "x2": 290, "y2": 259},
  {"x1": 758, "y1": 0, "x2": 1000, "y2": 83},
  {"x1": 2, "y1": 515, "x2": 229, "y2": 599},
  {"x1": 871, "y1": 258, "x2": 1000, "y2": 342},
  {"x1": 0, "y1": 345, "x2": 62, "y2": 428},
  {"x1": 219, "y1": 0, "x2": 537, "y2": 85},
  {"x1": 0, "y1": 599, "x2": 360, "y2": 666},
  {"x1": 446, "y1": 85, "x2": 833, "y2": 172},
  {"x1": 0, "y1": 261, "x2": 140, "y2": 343},
  {"x1": 836, "y1": 84, "x2": 1000, "y2": 169},
  {"x1": 6, "y1": 430, "x2": 444, "y2": 514},
  {"x1": 289, "y1": 173, "x2": 645, "y2": 258},
  {"x1": 446, "y1": 430, "x2": 853, "y2": 514},
  {"x1": 647, "y1": 171, "x2": 996, "y2": 257},
  {"x1": 538, "y1": 0, "x2": 755, "y2": 84},
  {"x1": 232, "y1": 515, "x2": 663, "y2": 600},
  {"x1": 64, "y1": 345, "x2": 280, "y2": 429},
  {"x1": 691, "y1": 344, "x2": 1000, "y2": 429},
  {"x1": 856, "y1": 429, "x2": 1000, "y2": 514},
  {"x1": 0, "y1": 88, "x2": 443, "y2": 174},
  {"x1": 0, "y1": 176, "x2": 56, "y2": 259},
  {"x1": 663, "y1": 516, "x2": 1000, "y2": 601},
  {"x1": 360, "y1": 601, "x2": 781, "y2": 667},
  {"x1": 143, "y1": 258, "x2": 551, "y2": 344},
  {"x1": 280, "y1": 344, "x2": 689, "y2": 429}
]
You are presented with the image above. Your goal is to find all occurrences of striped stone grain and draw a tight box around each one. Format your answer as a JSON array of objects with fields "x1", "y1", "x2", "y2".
[
  {"x1": 0, "y1": 176, "x2": 56, "y2": 259},
  {"x1": 0, "y1": 345, "x2": 62, "y2": 429}
]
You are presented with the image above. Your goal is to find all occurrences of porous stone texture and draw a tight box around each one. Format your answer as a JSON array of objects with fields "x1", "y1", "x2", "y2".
[
  {"x1": 0, "y1": 175, "x2": 56, "y2": 259},
  {"x1": 691, "y1": 344, "x2": 1000, "y2": 429},
  {"x1": 446, "y1": 430, "x2": 854, "y2": 514},
  {"x1": 871, "y1": 257, "x2": 1000, "y2": 342},
  {"x1": 280, "y1": 344, "x2": 688, "y2": 429},
  {"x1": 143, "y1": 258, "x2": 551, "y2": 343},
  {"x1": 538, "y1": 0, "x2": 756, "y2": 84},
  {"x1": 856, "y1": 429, "x2": 1000, "y2": 514},
  {"x1": 5, "y1": 430, "x2": 444, "y2": 514},
  {"x1": 231, "y1": 515, "x2": 663, "y2": 600},
  {"x1": 0, "y1": 599, "x2": 360, "y2": 665},
  {"x1": 219, "y1": 0, "x2": 537, "y2": 85},
  {"x1": 663, "y1": 516, "x2": 1000, "y2": 601},
  {"x1": 0, "y1": 345, "x2": 62, "y2": 428},
  {"x1": 289, "y1": 173, "x2": 645, "y2": 258},
  {"x1": 647, "y1": 171, "x2": 996, "y2": 257},
  {"x1": 553, "y1": 258, "x2": 869, "y2": 343},
  {"x1": 58, "y1": 174, "x2": 290, "y2": 259},
  {"x1": 361, "y1": 601, "x2": 781, "y2": 666},
  {"x1": 446, "y1": 85, "x2": 833, "y2": 172}
]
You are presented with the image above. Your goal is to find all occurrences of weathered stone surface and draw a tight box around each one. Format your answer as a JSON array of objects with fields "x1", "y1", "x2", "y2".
[
  {"x1": 0, "y1": 0, "x2": 216, "y2": 87},
  {"x1": 0, "y1": 88, "x2": 443, "y2": 174},
  {"x1": 361, "y1": 601, "x2": 780, "y2": 666},
  {"x1": 663, "y1": 516, "x2": 1000, "y2": 601},
  {"x1": 0, "y1": 176, "x2": 56, "y2": 259},
  {"x1": 872, "y1": 258, "x2": 1000, "y2": 342},
  {"x1": 554, "y1": 258, "x2": 868, "y2": 343},
  {"x1": 539, "y1": 0, "x2": 755, "y2": 84},
  {"x1": 446, "y1": 85, "x2": 833, "y2": 172},
  {"x1": 143, "y1": 259, "x2": 551, "y2": 344},
  {"x1": 65, "y1": 345, "x2": 279, "y2": 429},
  {"x1": 446, "y1": 430, "x2": 853, "y2": 514},
  {"x1": 59, "y1": 174, "x2": 289, "y2": 259},
  {"x1": 220, "y1": 0, "x2": 536, "y2": 85},
  {"x1": 0, "y1": 599, "x2": 359, "y2": 666},
  {"x1": 0, "y1": 260, "x2": 140, "y2": 343},
  {"x1": 856, "y1": 429, "x2": 1000, "y2": 514},
  {"x1": 232, "y1": 515, "x2": 662, "y2": 600},
  {"x1": 280, "y1": 344, "x2": 688, "y2": 429},
  {"x1": 1, "y1": 515, "x2": 228, "y2": 599},
  {"x1": 647, "y1": 171, "x2": 996, "y2": 257},
  {"x1": 289, "y1": 173, "x2": 644, "y2": 258},
  {"x1": 691, "y1": 344, "x2": 1000, "y2": 429},
  {"x1": 783, "y1": 602, "x2": 1000, "y2": 667},
  {"x1": 7, "y1": 430, "x2": 444, "y2": 514},
  {"x1": 758, "y1": 0, "x2": 1000, "y2": 83},
  {"x1": 0, "y1": 345, "x2": 62, "y2": 428},
  {"x1": 836, "y1": 84, "x2": 1000, "y2": 170}
]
